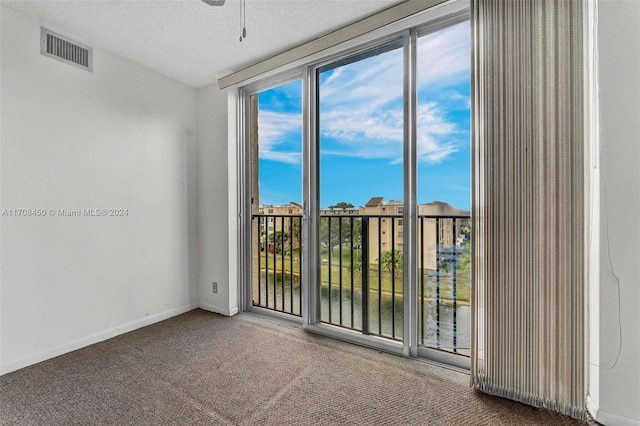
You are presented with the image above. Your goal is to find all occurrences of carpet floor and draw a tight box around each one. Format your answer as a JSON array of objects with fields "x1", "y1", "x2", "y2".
[{"x1": 1, "y1": 309, "x2": 591, "y2": 425}]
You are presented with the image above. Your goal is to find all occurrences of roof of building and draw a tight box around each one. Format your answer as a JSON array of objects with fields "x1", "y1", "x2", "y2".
[
  {"x1": 365, "y1": 196, "x2": 384, "y2": 207},
  {"x1": 419, "y1": 201, "x2": 470, "y2": 216}
]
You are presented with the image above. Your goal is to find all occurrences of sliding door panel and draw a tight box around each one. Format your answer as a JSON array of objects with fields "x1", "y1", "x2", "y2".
[
  {"x1": 317, "y1": 39, "x2": 405, "y2": 340},
  {"x1": 416, "y1": 21, "x2": 471, "y2": 356},
  {"x1": 241, "y1": 7, "x2": 472, "y2": 370},
  {"x1": 251, "y1": 80, "x2": 303, "y2": 316}
]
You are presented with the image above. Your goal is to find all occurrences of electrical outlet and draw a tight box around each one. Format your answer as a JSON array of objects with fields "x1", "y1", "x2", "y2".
[{"x1": 212, "y1": 282, "x2": 218, "y2": 294}]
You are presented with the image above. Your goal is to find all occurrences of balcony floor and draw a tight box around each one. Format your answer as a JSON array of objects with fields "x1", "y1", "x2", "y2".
[{"x1": 0, "y1": 309, "x2": 590, "y2": 425}]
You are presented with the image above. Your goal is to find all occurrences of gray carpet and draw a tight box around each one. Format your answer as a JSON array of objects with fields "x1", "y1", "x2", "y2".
[{"x1": 0, "y1": 309, "x2": 590, "y2": 425}]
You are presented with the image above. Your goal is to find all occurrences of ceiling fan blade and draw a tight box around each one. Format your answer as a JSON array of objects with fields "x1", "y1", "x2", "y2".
[{"x1": 201, "y1": 0, "x2": 225, "y2": 6}]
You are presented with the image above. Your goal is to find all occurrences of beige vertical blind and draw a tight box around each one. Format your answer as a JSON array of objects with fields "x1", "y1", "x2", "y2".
[{"x1": 471, "y1": 0, "x2": 585, "y2": 419}]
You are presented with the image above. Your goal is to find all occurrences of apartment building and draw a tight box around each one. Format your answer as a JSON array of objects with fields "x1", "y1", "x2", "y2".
[
  {"x1": 358, "y1": 197, "x2": 470, "y2": 269},
  {"x1": 258, "y1": 202, "x2": 303, "y2": 238}
]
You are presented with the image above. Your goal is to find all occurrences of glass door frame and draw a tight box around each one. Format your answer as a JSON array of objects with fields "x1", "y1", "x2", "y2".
[
  {"x1": 237, "y1": 1, "x2": 471, "y2": 370},
  {"x1": 238, "y1": 69, "x2": 306, "y2": 322},
  {"x1": 304, "y1": 30, "x2": 414, "y2": 358}
]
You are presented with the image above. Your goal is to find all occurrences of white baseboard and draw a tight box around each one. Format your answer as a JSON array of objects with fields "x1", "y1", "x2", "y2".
[
  {"x1": 198, "y1": 302, "x2": 238, "y2": 317},
  {"x1": 587, "y1": 394, "x2": 640, "y2": 425},
  {"x1": 0, "y1": 303, "x2": 197, "y2": 376}
]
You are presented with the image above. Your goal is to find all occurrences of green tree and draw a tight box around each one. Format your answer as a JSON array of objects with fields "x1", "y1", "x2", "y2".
[
  {"x1": 320, "y1": 217, "x2": 341, "y2": 260},
  {"x1": 328, "y1": 201, "x2": 354, "y2": 209},
  {"x1": 346, "y1": 261, "x2": 362, "y2": 279},
  {"x1": 283, "y1": 217, "x2": 302, "y2": 256},
  {"x1": 352, "y1": 217, "x2": 362, "y2": 247},
  {"x1": 380, "y1": 249, "x2": 403, "y2": 279},
  {"x1": 268, "y1": 231, "x2": 289, "y2": 253},
  {"x1": 457, "y1": 240, "x2": 471, "y2": 275},
  {"x1": 290, "y1": 217, "x2": 301, "y2": 242},
  {"x1": 321, "y1": 202, "x2": 360, "y2": 260}
]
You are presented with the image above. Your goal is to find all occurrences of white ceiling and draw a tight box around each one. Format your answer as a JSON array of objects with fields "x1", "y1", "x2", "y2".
[{"x1": 2, "y1": 0, "x2": 404, "y2": 88}]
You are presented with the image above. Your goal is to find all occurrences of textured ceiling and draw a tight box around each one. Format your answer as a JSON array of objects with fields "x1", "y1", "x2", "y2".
[{"x1": 2, "y1": 0, "x2": 403, "y2": 88}]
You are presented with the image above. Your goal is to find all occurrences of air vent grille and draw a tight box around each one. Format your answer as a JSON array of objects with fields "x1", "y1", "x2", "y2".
[{"x1": 41, "y1": 28, "x2": 93, "y2": 72}]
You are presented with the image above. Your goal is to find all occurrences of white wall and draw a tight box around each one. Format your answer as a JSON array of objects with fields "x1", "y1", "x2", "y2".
[
  {"x1": 588, "y1": 0, "x2": 640, "y2": 424},
  {"x1": 0, "y1": 6, "x2": 198, "y2": 374},
  {"x1": 195, "y1": 84, "x2": 237, "y2": 315}
]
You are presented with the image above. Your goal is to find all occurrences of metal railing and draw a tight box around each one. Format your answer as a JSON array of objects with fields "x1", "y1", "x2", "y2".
[
  {"x1": 319, "y1": 215, "x2": 404, "y2": 340},
  {"x1": 251, "y1": 213, "x2": 471, "y2": 355},
  {"x1": 418, "y1": 216, "x2": 471, "y2": 356},
  {"x1": 251, "y1": 214, "x2": 303, "y2": 316}
]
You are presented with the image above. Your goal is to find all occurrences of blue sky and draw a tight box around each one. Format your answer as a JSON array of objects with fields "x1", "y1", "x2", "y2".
[{"x1": 258, "y1": 21, "x2": 470, "y2": 211}]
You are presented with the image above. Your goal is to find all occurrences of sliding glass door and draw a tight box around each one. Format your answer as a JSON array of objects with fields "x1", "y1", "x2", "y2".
[
  {"x1": 240, "y1": 8, "x2": 471, "y2": 367},
  {"x1": 416, "y1": 21, "x2": 472, "y2": 357},
  {"x1": 316, "y1": 40, "x2": 405, "y2": 340},
  {"x1": 249, "y1": 80, "x2": 303, "y2": 316}
]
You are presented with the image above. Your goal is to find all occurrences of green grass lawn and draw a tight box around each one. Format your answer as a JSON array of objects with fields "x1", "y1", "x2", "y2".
[{"x1": 258, "y1": 248, "x2": 470, "y2": 303}]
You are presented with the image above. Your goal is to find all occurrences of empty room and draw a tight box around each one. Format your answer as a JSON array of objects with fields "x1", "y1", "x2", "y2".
[{"x1": 1, "y1": 0, "x2": 638, "y2": 424}]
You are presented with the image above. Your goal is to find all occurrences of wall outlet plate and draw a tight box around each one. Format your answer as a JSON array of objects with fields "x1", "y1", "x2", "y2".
[{"x1": 212, "y1": 282, "x2": 218, "y2": 293}]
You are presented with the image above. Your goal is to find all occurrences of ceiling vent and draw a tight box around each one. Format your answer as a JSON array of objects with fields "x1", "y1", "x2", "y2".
[{"x1": 40, "y1": 27, "x2": 93, "y2": 72}]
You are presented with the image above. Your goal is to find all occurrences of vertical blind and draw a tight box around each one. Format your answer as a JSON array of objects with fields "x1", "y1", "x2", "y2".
[{"x1": 471, "y1": 0, "x2": 585, "y2": 419}]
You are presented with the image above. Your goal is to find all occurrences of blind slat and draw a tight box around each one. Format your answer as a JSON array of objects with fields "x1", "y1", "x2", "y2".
[{"x1": 471, "y1": 0, "x2": 585, "y2": 419}]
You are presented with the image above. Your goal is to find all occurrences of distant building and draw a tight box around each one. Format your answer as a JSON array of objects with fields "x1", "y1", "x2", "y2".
[
  {"x1": 258, "y1": 202, "x2": 303, "y2": 251},
  {"x1": 320, "y1": 206, "x2": 359, "y2": 216},
  {"x1": 257, "y1": 198, "x2": 470, "y2": 270},
  {"x1": 358, "y1": 198, "x2": 404, "y2": 263},
  {"x1": 359, "y1": 197, "x2": 469, "y2": 269},
  {"x1": 417, "y1": 201, "x2": 470, "y2": 270}
]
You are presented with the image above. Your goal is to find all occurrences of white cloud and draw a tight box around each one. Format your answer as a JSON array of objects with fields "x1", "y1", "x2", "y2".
[
  {"x1": 316, "y1": 22, "x2": 469, "y2": 164},
  {"x1": 416, "y1": 103, "x2": 460, "y2": 163},
  {"x1": 258, "y1": 110, "x2": 302, "y2": 164},
  {"x1": 319, "y1": 22, "x2": 470, "y2": 110},
  {"x1": 320, "y1": 102, "x2": 462, "y2": 164},
  {"x1": 320, "y1": 49, "x2": 403, "y2": 111},
  {"x1": 321, "y1": 108, "x2": 403, "y2": 143},
  {"x1": 258, "y1": 22, "x2": 470, "y2": 166},
  {"x1": 417, "y1": 21, "x2": 471, "y2": 87}
]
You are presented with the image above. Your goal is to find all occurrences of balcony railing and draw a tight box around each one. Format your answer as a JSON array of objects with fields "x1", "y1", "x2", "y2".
[
  {"x1": 418, "y1": 216, "x2": 471, "y2": 356},
  {"x1": 252, "y1": 214, "x2": 303, "y2": 316},
  {"x1": 251, "y1": 213, "x2": 471, "y2": 356}
]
